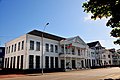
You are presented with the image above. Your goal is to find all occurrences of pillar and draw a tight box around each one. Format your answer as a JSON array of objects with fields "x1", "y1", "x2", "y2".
[
  {"x1": 34, "y1": 55, "x2": 36, "y2": 69},
  {"x1": 54, "y1": 57, "x2": 55, "y2": 68},
  {"x1": 49, "y1": 56, "x2": 51, "y2": 68},
  {"x1": 64, "y1": 44, "x2": 66, "y2": 69}
]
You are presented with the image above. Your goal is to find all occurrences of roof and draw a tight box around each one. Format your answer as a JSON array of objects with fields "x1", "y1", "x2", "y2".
[
  {"x1": 66, "y1": 36, "x2": 87, "y2": 45},
  {"x1": 87, "y1": 41, "x2": 99, "y2": 48},
  {"x1": 27, "y1": 30, "x2": 65, "y2": 41}
]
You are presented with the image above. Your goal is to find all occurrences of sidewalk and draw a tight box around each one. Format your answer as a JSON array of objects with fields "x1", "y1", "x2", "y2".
[{"x1": 0, "y1": 74, "x2": 25, "y2": 79}]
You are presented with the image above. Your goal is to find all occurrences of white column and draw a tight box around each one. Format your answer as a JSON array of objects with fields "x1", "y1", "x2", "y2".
[
  {"x1": 49, "y1": 56, "x2": 51, "y2": 68},
  {"x1": 54, "y1": 57, "x2": 55, "y2": 68},
  {"x1": 15, "y1": 56, "x2": 17, "y2": 69},
  {"x1": 24, "y1": 55, "x2": 28, "y2": 69},
  {"x1": 70, "y1": 57, "x2": 72, "y2": 69},
  {"x1": 84, "y1": 59, "x2": 86, "y2": 68},
  {"x1": 19, "y1": 56, "x2": 21, "y2": 69},
  {"x1": 91, "y1": 59, "x2": 93, "y2": 67},
  {"x1": 9, "y1": 57, "x2": 11, "y2": 68},
  {"x1": 64, "y1": 44, "x2": 66, "y2": 69},
  {"x1": 75, "y1": 47, "x2": 77, "y2": 55},
  {"x1": 58, "y1": 57, "x2": 61, "y2": 68},
  {"x1": 76, "y1": 58, "x2": 77, "y2": 69},
  {"x1": 34, "y1": 55, "x2": 36, "y2": 69}
]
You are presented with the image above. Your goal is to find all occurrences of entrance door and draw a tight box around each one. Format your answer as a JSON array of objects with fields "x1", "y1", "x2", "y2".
[
  {"x1": 72, "y1": 60, "x2": 76, "y2": 69},
  {"x1": 61, "y1": 60, "x2": 65, "y2": 69}
]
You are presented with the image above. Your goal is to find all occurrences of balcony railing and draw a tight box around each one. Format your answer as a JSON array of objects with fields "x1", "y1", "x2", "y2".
[{"x1": 59, "y1": 52, "x2": 84, "y2": 58}]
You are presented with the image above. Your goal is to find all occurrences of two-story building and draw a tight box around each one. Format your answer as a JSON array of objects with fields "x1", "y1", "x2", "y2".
[
  {"x1": 87, "y1": 41, "x2": 105, "y2": 66},
  {"x1": 4, "y1": 30, "x2": 91, "y2": 70},
  {"x1": 101, "y1": 49, "x2": 113, "y2": 66}
]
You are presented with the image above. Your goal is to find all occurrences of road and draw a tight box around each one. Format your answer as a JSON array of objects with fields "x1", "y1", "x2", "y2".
[{"x1": 1, "y1": 67, "x2": 120, "y2": 80}]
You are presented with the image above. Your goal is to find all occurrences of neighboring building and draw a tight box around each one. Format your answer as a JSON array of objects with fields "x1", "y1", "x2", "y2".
[
  {"x1": 101, "y1": 49, "x2": 113, "y2": 66},
  {"x1": 87, "y1": 41, "x2": 105, "y2": 66},
  {"x1": 4, "y1": 30, "x2": 92, "y2": 70},
  {"x1": 110, "y1": 49, "x2": 120, "y2": 66},
  {"x1": 117, "y1": 49, "x2": 120, "y2": 54},
  {"x1": 89, "y1": 48, "x2": 96, "y2": 67},
  {"x1": 0, "y1": 47, "x2": 5, "y2": 68}
]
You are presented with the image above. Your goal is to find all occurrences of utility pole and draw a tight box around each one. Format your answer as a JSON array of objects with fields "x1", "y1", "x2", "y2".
[{"x1": 41, "y1": 23, "x2": 49, "y2": 75}]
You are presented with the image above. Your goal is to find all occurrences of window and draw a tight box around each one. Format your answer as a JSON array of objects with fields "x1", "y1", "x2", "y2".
[
  {"x1": 14, "y1": 44, "x2": 16, "y2": 52},
  {"x1": 78, "y1": 49, "x2": 80, "y2": 56},
  {"x1": 50, "y1": 57, "x2": 54, "y2": 68},
  {"x1": 108, "y1": 55, "x2": 110, "y2": 58},
  {"x1": 9, "y1": 46, "x2": 10, "y2": 53},
  {"x1": 36, "y1": 56, "x2": 40, "y2": 69},
  {"x1": 61, "y1": 46, "x2": 64, "y2": 53},
  {"x1": 29, "y1": 55, "x2": 34, "y2": 69},
  {"x1": 17, "y1": 56, "x2": 20, "y2": 69},
  {"x1": 5, "y1": 58, "x2": 7, "y2": 68},
  {"x1": 55, "y1": 45, "x2": 58, "y2": 53},
  {"x1": 10, "y1": 57, "x2": 13, "y2": 68},
  {"x1": 21, "y1": 41, "x2": 24, "y2": 50},
  {"x1": 103, "y1": 55, "x2": 106, "y2": 58},
  {"x1": 55, "y1": 57, "x2": 58, "y2": 68},
  {"x1": 11, "y1": 45, "x2": 13, "y2": 53},
  {"x1": 36, "y1": 42, "x2": 40, "y2": 51},
  {"x1": 45, "y1": 56, "x2": 49, "y2": 68},
  {"x1": 18, "y1": 42, "x2": 20, "y2": 51},
  {"x1": 7, "y1": 57, "x2": 9, "y2": 68},
  {"x1": 6, "y1": 47, "x2": 8, "y2": 54},
  {"x1": 46, "y1": 43, "x2": 49, "y2": 52},
  {"x1": 109, "y1": 60, "x2": 111, "y2": 64},
  {"x1": 30, "y1": 40, "x2": 34, "y2": 50},
  {"x1": 13, "y1": 56, "x2": 16, "y2": 69},
  {"x1": 0, "y1": 49, "x2": 2, "y2": 53},
  {"x1": 20, "y1": 55, "x2": 23, "y2": 69},
  {"x1": 50, "y1": 44, "x2": 54, "y2": 52},
  {"x1": 72, "y1": 48, "x2": 75, "y2": 55}
]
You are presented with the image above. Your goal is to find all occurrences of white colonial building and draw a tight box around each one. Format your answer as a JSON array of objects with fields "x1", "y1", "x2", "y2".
[
  {"x1": 4, "y1": 30, "x2": 93, "y2": 70},
  {"x1": 101, "y1": 49, "x2": 113, "y2": 66}
]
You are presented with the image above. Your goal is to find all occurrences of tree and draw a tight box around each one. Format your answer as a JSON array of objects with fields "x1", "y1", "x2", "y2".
[{"x1": 82, "y1": 0, "x2": 120, "y2": 45}]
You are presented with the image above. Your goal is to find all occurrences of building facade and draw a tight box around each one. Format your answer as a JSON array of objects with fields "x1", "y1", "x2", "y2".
[
  {"x1": 87, "y1": 41, "x2": 105, "y2": 66},
  {"x1": 4, "y1": 30, "x2": 92, "y2": 70},
  {"x1": 4, "y1": 30, "x2": 120, "y2": 70},
  {"x1": 101, "y1": 49, "x2": 113, "y2": 66}
]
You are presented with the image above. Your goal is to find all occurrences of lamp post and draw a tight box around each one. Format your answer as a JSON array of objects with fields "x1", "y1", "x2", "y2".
[{"x1": 41, "y1": 23, "x2": 49, "y2": 75}]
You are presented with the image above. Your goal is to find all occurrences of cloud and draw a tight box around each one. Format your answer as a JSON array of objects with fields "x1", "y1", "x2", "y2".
[
  {"x1": 84, "y1": 13, "x2": 92, "y2": 21},
  {"x1": 83, "y1": 13, "x2": 109, "y2": 24}
]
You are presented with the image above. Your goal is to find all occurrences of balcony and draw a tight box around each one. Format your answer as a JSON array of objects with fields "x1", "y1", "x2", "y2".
[{"x1": 59, "y1": 52, "x2": 84, "y2": 59}]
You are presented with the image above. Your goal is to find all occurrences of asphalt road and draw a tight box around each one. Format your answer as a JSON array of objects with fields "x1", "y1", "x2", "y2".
[{"x1": 1, "y1": 67, "x2": 120, "y2": 80}]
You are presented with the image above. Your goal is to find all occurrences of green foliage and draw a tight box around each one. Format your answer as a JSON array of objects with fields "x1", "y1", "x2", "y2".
[
  {"x1": 82, "y1": 0, "x2": 120, "y2": 45},
  {"x1": 114, "y1": 38, "x2": 120, "y2": 45}
]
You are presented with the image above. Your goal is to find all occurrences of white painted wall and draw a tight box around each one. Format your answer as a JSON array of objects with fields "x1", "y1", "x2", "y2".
[{"x1": 4, "y1": 34, "x2": 27, "y2": 69}]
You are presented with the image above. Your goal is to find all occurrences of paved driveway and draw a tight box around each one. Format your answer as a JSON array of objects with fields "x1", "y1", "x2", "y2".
[{"x1": 1, "y1": 67, "x2": 120, "y2": 80}]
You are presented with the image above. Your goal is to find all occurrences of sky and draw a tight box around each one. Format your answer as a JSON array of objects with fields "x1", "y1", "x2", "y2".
[{"x1": 0, "y1": 0, "x2": 119, "y2": 49}]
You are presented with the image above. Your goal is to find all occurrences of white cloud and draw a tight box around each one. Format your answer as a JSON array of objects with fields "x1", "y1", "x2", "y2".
[
  {"x1": 83, "y1": 13, "x2": 109, "y2": 24},
  {"x1": 84, "y1": 13, "x2": 92, "y2": 21}
]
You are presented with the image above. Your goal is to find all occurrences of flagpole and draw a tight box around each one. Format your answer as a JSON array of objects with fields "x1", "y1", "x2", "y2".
[{"x1": 41, "y1": 23, "x2": 49, "y2": 75}]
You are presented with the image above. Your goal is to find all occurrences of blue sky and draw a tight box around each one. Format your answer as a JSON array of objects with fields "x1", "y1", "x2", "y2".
[{"x1": 0, "y1": 0, "x2": 119, "y2": 49}]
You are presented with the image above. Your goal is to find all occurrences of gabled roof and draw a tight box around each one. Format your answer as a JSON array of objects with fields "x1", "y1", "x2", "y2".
[
  {"x1": 87, "y1": 41, "x2": 102, "y2": 48},
  {"x1": 66, "y1": 36, "x2": 87, "y2": 45},
  {"x1": 27, "y1": 30, "x2": 65, "y2": 41}
]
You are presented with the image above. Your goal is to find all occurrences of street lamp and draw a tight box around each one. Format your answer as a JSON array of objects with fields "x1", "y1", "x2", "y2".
[{"x1": 41, "y1": 23, "x2": 49, "y2": 75}]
